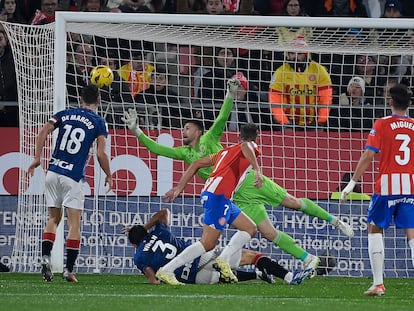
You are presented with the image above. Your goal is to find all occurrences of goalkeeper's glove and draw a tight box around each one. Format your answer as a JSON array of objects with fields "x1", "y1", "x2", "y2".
[
  {"x1": 225, "y1": 78, "x2": 241, "y2": 100},
  {"x1": 121, "y1": 108, "x2": 143, "y2": 137},
  {"x1": 340, "y1": 179, "x2": 356, "y2": 201}
]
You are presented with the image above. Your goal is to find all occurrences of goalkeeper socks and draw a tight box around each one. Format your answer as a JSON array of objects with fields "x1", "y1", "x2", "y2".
[
  {"x1": 219, "y1": 230, "x2": 251, "y2": 262},
  {"x1": 162, "y1": 241, "x2": 205, "y2": 273},
  {"x1": 42, "y1": 232, "x2": 56, "y2": 257},
  {"x1": 66, "y1": 239, "x2": 80, "y2": 272},
  {"x1": 299, "y1": 198, "x2": 331, "y2": 222},
  {"x1": 273, "y1": 231, "x2": 307, "y2": 260},
  {"x1": 254, "y1": 253, "x2": 288, "y2": 280},
  {"x1": 408, "y1": 239, "x2": 414, "y2": 268},
  {"x1": 368, "y1": 233, "x2": 384, "y2": 285}
]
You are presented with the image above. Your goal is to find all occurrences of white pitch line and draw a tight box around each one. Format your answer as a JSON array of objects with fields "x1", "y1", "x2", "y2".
[{"x1": 0, "y1": 292, "x2": 370, "y2": 302}]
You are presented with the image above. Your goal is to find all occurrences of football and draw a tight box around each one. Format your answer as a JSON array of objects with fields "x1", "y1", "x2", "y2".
[{"x1": 90, "y1": 65, "x2": 114, "y2": 88}]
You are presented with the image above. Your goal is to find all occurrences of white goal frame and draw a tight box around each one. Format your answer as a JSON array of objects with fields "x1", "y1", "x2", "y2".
[{"x1": 6, "y1": 12, "x2": 414, "y2": 277}]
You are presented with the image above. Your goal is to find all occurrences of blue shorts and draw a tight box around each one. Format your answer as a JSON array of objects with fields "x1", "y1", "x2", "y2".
[
  {"x1": 368, "y1": 193, "x2": 414, "y2": 229},
  {"x1": 200, "y1": 191, "x2": 242, "y2": 231}
]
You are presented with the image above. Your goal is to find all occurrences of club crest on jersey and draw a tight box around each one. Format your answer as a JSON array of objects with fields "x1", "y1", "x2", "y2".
[
  {"x1": 309, "y1": 74, "x2": 316, "y2": 81},
  {"x1": 369, "y1": 129, "x2": 376, "y2": 135}
]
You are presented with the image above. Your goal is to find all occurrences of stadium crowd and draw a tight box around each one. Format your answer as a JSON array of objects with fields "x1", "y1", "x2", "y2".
[{"x1": 0, "y1": 0, "x2": 413, "y2": 130}]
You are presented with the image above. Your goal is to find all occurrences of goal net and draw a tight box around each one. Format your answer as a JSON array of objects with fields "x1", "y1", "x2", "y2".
[{"x1": 5, "y1": 13, "x2": 414, "y2": 278}]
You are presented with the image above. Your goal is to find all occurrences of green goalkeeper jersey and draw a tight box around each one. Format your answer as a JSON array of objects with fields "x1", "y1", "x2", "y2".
[
  {"x1": 137, "y1": 96, "x2": 287, "y2": 224},
  {"x1": 138, "y1": 97, "x2": 233, "y2": 181}
]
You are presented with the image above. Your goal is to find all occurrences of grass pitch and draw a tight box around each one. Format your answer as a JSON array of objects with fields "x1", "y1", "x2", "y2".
[{"x1": 1, "y1": 273, "x2": 413, "y2": 311}]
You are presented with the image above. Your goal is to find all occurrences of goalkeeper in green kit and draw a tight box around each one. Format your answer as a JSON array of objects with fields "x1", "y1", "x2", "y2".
[{"x1": 122, "y1": 78, "x2": 354, "y2": 280}]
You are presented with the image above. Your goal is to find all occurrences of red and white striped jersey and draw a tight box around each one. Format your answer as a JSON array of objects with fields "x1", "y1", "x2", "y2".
[
  {"x1": 202, "y1": 141, "x2": 260, "y2": 199},
  {"x1": 366, "y1": 115, "x2": 414, "y2": 195}
]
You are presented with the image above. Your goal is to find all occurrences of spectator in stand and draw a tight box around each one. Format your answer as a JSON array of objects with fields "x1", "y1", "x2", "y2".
[
  {"x1": 30, "y1": 0, "x2": 57, "y2": 25},
  {"x1": 16, "y1": 0, "x2": 40, "y2": 22},
  {"x1": 118, "y1": 50, "x2": 154, "y2": 100},
  {"x1": 237, "y1": 47, "x2": 276, "y2": 105},
  {"x1": 305, "y1": 0, "x2": 368, "y2": 17},
  {"x1": 148, "y1": 42, "x2": 193, "y2": 106},
  {"x1": 0, "y1": 0, "x2": 27, "y2": 23},
  {"x1": 282, "y1": 0, "x2": 308, "y2": 16},
  {"x1": 277, "y1": 0, "x2": 312, "y2": 66},
  {"x1": 197, "y1": 47, "x2": 237, "y2": 129},
  {"x1": 269, "y1": 35, "x2": 332, "y2": 131},
  {"x1": 136, "y1": 65, "x2": 191, "y2": 129},
  {"x1": 382, "y1": 0, "x2": 402, "y2": 17},
  {"x1": 79, "y1": 0, "x2": 108, "y2": 11},
  {"x1": 0, "y1": 29, "x2": 18, "y2": 127},
  {"x1": 329, "y1": 76, "x2": 374, "y2": 132},
  {"x1": 348, "y1": 54, "x2": 387, "y2": 108},
  {"x1": 205, "y1": 0, "x2": 224, "y2": 14},
  {"x1": 253, "y1": 0, "x2": 285, "y2": 15},
  {"x1": 66, "y1": 42, "x2": 95, "y2": 103},
  {"x1": 373, "y1": 76, "x2": 397, "y2": 119},
  {"x1": 224, "y1": 71, "x2": 273, "y2": 131},
  {"x1": 319, "y1": 28, "x2": 363, "y2": 99},
  {"x1": 379, "y1": 0, "x2": 410, "y2": 87},
  {"x1": 110, "y1": 0, "x2": 152, "y2": 12}
]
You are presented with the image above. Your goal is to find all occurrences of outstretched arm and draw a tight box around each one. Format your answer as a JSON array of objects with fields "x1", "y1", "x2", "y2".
[
  {"x1": 143, "y1": 208, "x2": 170, "y2": 229},
  {"x1": 205, "y1": 78, "x2": 240, "y2": 140},
  {"x1": 340, "y1": 149, "x2": 375, "y2": 201},
  {"x1": 164, "y1": 156, "x2": 213, "y2": 202},
  {"x1": 122, "y1": 209, "x2": 170, "y2": 237},
  {"x1": 122, "y1": 108, "x2": 184, "y2": 159}
]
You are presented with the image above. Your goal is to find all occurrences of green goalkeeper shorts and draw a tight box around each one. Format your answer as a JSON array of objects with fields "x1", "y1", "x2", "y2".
[{"x1": 233, "y1": 171, "x2": 287, "y2": 225}]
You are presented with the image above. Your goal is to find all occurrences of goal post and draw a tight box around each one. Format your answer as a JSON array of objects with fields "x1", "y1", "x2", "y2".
[{"x1": 5, "y1": 13, "x2": 414, "y2": 278}]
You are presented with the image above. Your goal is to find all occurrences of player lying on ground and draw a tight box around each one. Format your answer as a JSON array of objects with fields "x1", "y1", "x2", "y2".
[
  {"x1": 122, "y1": 78, "x2": 354, "y2": 278},
  {"x1": 125, "y1": 208, "x2": 309, "y2": 285}
]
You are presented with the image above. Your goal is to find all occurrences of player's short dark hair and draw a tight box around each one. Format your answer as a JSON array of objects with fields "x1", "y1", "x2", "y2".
[
  {"x1": 81, "y1": 85, "x2": 100, "y2": 105},
  {"x1": 185, "y1": 119, "x2": 204, "y2": 133},
  {"x1": 390, "y1": 84, "x2": 412, "y2": 110},
  {"x1": 128, "y1": 225, "x2": 148, "y2": 245},
  {"x1": 240, "y1": 123, "x2": 258, "y2": 141}
]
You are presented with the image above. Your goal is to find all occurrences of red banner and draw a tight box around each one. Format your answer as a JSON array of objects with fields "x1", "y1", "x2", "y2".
[{"x1": 0, "y1": 128, "x2": 374, "y2": 199}]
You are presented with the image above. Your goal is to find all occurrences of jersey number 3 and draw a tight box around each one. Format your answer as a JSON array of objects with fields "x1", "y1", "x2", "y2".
[{"x1": 395, "y1": 134, "x2": 411, "y2": 166}]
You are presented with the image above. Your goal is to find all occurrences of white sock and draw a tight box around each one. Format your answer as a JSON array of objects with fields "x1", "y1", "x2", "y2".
[
  {"x1": 408, "y1": 239, "x2": 414, "y2": 268},
  {"x1": 284, "y1": 272, "x2": 293, "y2": 284},
  {"x1": 368, "y1": 233, "x2": 384, "y2": 286},
  {"x1": 161, "y1": 241, "x2": 206, "y2": 273},
  {"x1": 218, "y1": 231, "x2": 251, "y2": 262}
]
